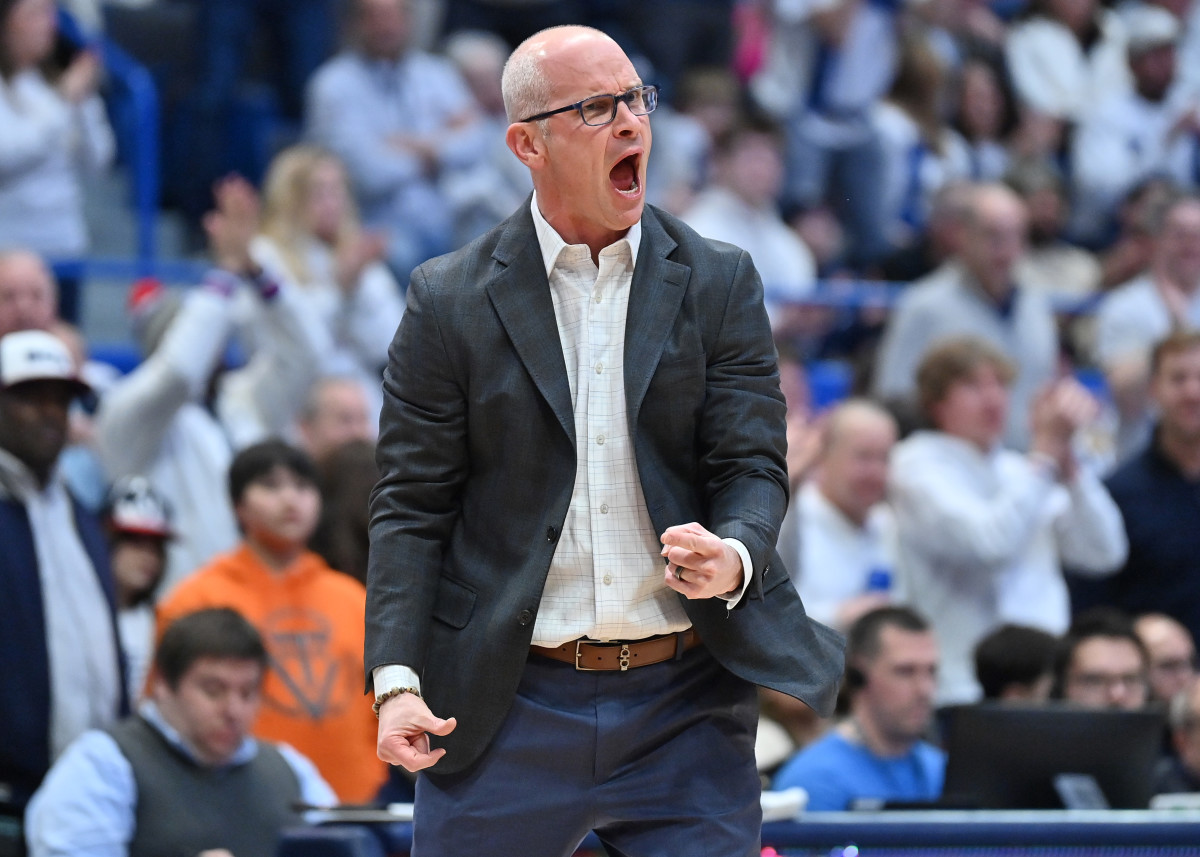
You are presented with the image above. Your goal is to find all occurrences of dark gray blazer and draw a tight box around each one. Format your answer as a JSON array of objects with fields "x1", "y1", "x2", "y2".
[{"x1": 366, "y1": 200, "x2": 844, "y2": 777}]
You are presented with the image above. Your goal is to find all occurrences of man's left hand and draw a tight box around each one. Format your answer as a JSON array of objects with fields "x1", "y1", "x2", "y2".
[{"x1": 661, "y1": 522, "x2": 743, "y2": 599}]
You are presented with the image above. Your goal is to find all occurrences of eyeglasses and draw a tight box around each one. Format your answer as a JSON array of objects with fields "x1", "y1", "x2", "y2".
[
  {"x1": 519, "y1": 84, "x2": 658, "y2": 126},
  {"x1": 1151, "y1": 656, "x2": 1199, "y2": 675},
  {"x1": 1067, "y1": 672, "x2": 1147, "y2": 693}
]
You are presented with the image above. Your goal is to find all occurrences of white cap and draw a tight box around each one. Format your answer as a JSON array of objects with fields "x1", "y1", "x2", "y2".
[
  {"x1": 0, "y1": 329, "x2": 90, "y2": 393},
  {"x1": 1126, "y1": 5, "x2": 1180, "y2": 56},
  {"x1": 105, "y1": 475, "x2": 174, "y2": 539}
]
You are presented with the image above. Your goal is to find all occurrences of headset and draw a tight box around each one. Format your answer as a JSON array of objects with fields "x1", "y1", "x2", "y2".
[{"x1": 845, "y1": 662, "x2": 867, "y2": 691}]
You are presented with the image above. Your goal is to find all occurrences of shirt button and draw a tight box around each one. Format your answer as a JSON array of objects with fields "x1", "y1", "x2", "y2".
[
  {"x1": 546, "y1": 526, "x2": 558, "y2": 542},
  {"x1": 602, "y1": 574, "x2": 612, "y2": 586},
  {"x1": 593, "y1": 292, "x2": 602, "y2": 303},
  {"x1": 518, "y1": 610, "x2": 534, "y2": 626},
  {"x1": 595, "y1": 362, "x2": 603, "y2": 374},
  {"x1": 596, "y1": 434, "x2": 605, "y2": 445},
  {"x1": 600, "y1": 504, "x2": 609, "y2": 514}
]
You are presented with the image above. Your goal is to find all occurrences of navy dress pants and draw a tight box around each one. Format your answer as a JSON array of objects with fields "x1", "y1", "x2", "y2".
[{"x1": 413, "y1": 645, "x2": 762, "y2": 857}]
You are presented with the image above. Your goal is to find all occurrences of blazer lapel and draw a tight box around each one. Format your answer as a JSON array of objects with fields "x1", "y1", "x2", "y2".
[
  {"x1": 625, "y1": 208, "x2": 690, "y2": 422},
  {"x1": 486, "y1": 206, "x2": 575, "y2": 442}
]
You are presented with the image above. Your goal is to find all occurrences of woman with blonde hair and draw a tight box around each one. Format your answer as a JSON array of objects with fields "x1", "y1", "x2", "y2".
[{"x1": 235, "y1": 144, "x2": 403, "y2": 435}]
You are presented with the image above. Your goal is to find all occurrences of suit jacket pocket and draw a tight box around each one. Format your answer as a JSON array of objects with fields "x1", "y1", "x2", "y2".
[{"x1": 432, "y1": 575, "x2": 477, "y2": 629}]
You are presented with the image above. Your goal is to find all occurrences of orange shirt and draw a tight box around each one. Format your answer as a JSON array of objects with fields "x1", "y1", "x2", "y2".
[{"x1": 157, "y1": 544, "x2": 387, "y2": 803}]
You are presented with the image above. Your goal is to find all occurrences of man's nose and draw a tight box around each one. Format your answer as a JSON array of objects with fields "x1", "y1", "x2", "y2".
[
  {"x1": 611, "y1": 100, "x2": 639, "y2": 133},
  {"x1": 227, "y1": 694, "x2": 256, "y2": 722},
  {"x1": 35, "y1": 396, "x2": 70, "y2": 422}
]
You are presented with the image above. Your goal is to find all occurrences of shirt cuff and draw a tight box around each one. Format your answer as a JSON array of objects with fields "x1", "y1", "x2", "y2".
[
  {"x1": 200, "y1": 268, "x2": 241, "y2": 298},
  {"x1": 1027, "y1": 451, "x2": 1062, "y2": 483},
  {"x1": 718, "y1": 538, "x2": 754, "y2": 609},
  {"x1": 372, "y1": 664, "x2": 421, "y2": 699}
]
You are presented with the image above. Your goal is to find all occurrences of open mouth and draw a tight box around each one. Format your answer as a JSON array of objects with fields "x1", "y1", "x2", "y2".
[{"x1": 610, "y1": 153, "x2": 641, "y2": 196}]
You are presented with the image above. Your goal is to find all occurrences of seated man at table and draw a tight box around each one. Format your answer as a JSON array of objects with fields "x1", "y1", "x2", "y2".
[
  {"x1": 773, "y1": 606, "x2": 945, "y2": 810},
  {"x1": 1052, "y1": 608, "x2": 1150, "y2": 711},
  {"x1": 24, "y1": 608, "x2": 336, "y2": 857}
]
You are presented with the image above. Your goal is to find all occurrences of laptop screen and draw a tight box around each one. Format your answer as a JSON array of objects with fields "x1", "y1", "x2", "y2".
[{"x1": 940, "y1": 703, "x2": 1165, "y2": 809}]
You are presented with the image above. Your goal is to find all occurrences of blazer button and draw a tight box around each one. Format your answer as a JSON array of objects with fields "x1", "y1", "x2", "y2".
[
  {"x1": 546, "y1": 526, "x2": 559, "y2": 542},
  {"x1": 518, "y1": 610, "x2": 534, "y2": 626}
]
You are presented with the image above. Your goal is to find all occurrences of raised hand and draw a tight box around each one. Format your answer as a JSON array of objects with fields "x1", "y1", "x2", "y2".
[
  {"x1": 203, "y1": 176, "x2": 261, "y2": 276},
  {"x1": 661, "y1": 522, "x2": 744, "y2": 600},
  {"x1": 335, "y1": 232, "x2": 388, "y2": 294},
  {"x1": 57, "y1": 50, "x2": 102, "y2": 104}
]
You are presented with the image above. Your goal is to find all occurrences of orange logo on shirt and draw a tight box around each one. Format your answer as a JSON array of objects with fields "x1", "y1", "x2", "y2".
[{"x1": 261, "y1": 607, "x2": 354, "y2": 720}]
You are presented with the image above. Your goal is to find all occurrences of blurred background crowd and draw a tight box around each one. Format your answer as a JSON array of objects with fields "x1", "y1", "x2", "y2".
[{"x1": 5, "y1": 0, "x2": 1200, "y2": 847}]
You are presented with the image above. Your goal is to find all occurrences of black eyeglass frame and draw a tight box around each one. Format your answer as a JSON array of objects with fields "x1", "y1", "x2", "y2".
[{"x1": 519, "y1": 84, "x2": 658, "y2": 126}]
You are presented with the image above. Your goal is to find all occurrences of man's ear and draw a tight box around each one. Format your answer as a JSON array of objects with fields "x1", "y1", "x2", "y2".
[
  {"x1": 147, "y1": 667, "x2": 167, "y2": 703},
  {"x1": 506, "y1": 122, "x2": 545, "y2": 169}
]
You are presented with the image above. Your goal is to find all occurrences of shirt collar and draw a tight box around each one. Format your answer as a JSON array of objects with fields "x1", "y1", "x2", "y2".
[
  {"x1": 805, "y1": 479, "x2": 876, "y2": 534},
  {"x1": 530, "y1": 192, "x2": 641, "y2": 278},
  {"x1": 0, "y1": 446, "x2": 58, "y2": 502},
  {"x1": 139, "y1": 700, "x2": 258, "y2": 768},
  {"x1": 956, "y1": 263, "x2": 1018, "y2": 319}
]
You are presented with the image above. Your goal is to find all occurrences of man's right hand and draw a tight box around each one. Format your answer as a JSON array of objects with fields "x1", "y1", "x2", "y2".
[
  {"x1": 1030, "y1": 378, "x2": 1098, "y2": 479},
  {"x1": 203, "y1": 176, "x2": 260, "y2": 276},
  {"x1": 376, "y1": 692, "x2": 457, "y2": 772}
]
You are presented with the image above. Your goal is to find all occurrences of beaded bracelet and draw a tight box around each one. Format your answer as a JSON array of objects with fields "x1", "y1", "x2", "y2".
[{"x1": 372, "y1": 686, "x2": 421, "y2": 718}]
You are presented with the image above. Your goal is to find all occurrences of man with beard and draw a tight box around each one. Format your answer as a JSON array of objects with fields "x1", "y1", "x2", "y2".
[
  {"x1": 0, "y1": 329, "x2": 124, "y2": 854},
  {"x1": 1077, "y1": 331, "x2": 1200, "y2": 643}
]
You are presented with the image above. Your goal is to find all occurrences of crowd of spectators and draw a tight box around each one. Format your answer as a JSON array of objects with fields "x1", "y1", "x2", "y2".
[{"x1": 4, "y1": 0, "x2": 1200, "y2": 851}]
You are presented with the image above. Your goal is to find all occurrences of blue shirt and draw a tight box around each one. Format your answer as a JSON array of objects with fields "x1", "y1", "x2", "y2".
[
  {"x1": 24, "y1": 702, "x2": 337, "y2": 857},
  {"x1": 772, "y1": 729, "x2": 945, "y2": 811}
]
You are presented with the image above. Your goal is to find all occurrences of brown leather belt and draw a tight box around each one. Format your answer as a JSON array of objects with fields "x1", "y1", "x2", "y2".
[{"x1": 531, "y1": 629, "x2": 701, "y2": 671}]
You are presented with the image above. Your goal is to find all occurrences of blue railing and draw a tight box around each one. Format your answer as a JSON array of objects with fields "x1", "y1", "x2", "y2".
[
  {"x1": 51, "y1": 256, "x2": 206, "y2": 285},
  {"x1": 58, "y1": 9, "x2": 161, "y2": 267},
  {"x1": 55, "y1": 256, "x2": 1110, "y2": 407},
  {"x1": 100, "y1": 38, "x2": 159, "y2": 266}
]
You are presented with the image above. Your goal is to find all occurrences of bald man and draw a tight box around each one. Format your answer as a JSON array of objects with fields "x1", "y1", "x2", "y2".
[
  {"x1": 296, "y1": 376, "x2": 373, "y2": 466},
  {"x1": 777, "y1": 398, "x2": 899, "y2": 630},
  {"x1": 366, "y1": 25, "x2": 843, "y2": 857},
  {"x1": 873, "y1": 182, "x2": 1059, "y2": 449},
  {"x1": 1136, "y1": 613, "x2": 1198, "y2": 705},
  {"x1": 0, "y1": 250, "x2": 58, "y2": 338}
]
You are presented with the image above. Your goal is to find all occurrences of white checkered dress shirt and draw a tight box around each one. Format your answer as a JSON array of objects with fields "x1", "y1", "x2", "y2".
[{"x1": 529, "y1": 199, "x2": 692, "y2": 646}]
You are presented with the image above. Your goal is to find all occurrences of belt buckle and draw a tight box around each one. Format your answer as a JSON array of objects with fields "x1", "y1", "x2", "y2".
[
  {"x1": 574, "y1": 640, "x2": 598, "y2": 671},
  {"x1": 574, "y1": 640, "x2": 632, "y2": 672}
]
